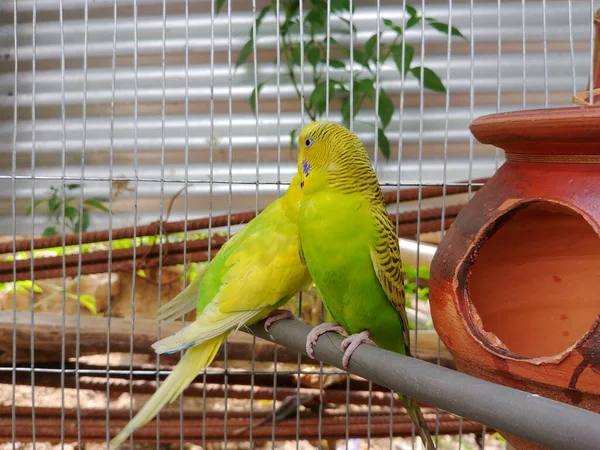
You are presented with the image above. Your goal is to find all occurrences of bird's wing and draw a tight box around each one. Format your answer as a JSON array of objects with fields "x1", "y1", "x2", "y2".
[
  {"x1": 368, "y1": 206, "x2": 411, "y2": 355},
  {"x1": 218, "y1": 229, "x2": 306, "y2": 313},
  {"x1": 156, "y1": 230, "x2": 247, "y2": 324},
  {"x1": 215, "y1": 205, "x2": 308, "y2": 314},
  {"x1": 157, "y1": 265, "x2": 207, "y2": 324},
  {"x1": 298, "y1": 233, "x2": 307, "y2": 267},
  {"x1": 154, "y1": 207, "x2": 308, "y2": 354}
]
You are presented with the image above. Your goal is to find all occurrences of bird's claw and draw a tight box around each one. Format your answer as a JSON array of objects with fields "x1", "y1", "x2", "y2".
[
  {"x1": 264, "y1": 309, "x2": 297, "y2": 332},
  {"x1": 305, "y1": 322, "x2": 345, "y2": 359},
  {"x1": 340, "y1": 331, "x2": 376, "y2": 369}
]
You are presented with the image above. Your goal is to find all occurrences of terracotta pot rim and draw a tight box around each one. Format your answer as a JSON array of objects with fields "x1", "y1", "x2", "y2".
[
  {"x1": 459, "y1": 197, "x2": 600, "y2": 366},
  {"x1": 469, "y1": 106, "x2": 600, "y2": 154}
]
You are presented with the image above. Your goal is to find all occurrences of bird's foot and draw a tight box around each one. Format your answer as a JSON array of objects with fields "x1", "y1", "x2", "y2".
[
  {"x1": 305, "y1": 322, "x2": 346, "y2": 359},
  {"x1": 264, "y1": 309, "x2": 297, "y2": 332},
  {"x1": 340, "y1": 330, "x2": 377, "y2": 369}
]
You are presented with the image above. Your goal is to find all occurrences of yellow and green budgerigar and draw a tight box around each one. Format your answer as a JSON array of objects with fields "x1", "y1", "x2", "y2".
[
  {"x1": 296, "y1": 121, "x2": 436, "y2": 450},
  {"x1": 110, "y1": 173, "x2": 312, "y2": 448}
]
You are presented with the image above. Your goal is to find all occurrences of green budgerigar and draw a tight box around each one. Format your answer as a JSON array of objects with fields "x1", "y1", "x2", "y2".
[
  {"x1": 296, "y1": 121, "x2": 436, "y2": 449},
  {"x1": 110, "y1": 173, "x2": 311, "y2": 448}
]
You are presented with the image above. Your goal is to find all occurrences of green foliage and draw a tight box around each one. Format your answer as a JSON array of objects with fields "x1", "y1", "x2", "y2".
[
  {"x1": 1, "y1": 280, "x2": 44, "y2": 296},
  {"x1": 0, "y1": 279, "x2": 98, "y2": 316},
  {"x1": 403, "y1": 263, "x2": 430, "y2": 307},
  {"x1": 28, "y1": 183, "x2": 109, "y2": 237},
  {"x1": 233, "y1": 1, "x2": 466, "y2": 159},
  {"x1": 492, "y1": 432, "x2": 507, "y2": 443},
  {"x1": 2, "y1": 230, "x2": 222, "y2": 316}
]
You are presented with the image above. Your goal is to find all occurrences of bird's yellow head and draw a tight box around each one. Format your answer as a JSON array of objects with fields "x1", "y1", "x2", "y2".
[
  {"x1": 297, "y1": 121, "x2": 373, "y2": 194},
  {"x1": 284, "y1": 172, "x2": 303, "y2": 200},
  {"x1": 279, "y1": 171, "x2": 304, "y2": 215}
]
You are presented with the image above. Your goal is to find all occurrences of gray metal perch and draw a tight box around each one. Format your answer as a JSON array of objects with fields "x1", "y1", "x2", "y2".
[{"x1": 247, "y1": 318, "x2": 600, "y2": 450}]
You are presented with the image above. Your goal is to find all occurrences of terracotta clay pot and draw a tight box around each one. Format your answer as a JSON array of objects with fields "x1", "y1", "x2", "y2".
[{"x1": 429, "y1": 106, "x2": 600, "y2": 450}]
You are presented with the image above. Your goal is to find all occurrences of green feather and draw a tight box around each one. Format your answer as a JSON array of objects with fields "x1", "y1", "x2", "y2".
[{"x1": 297, "y1": 121, "x2": 436, "y2": 450}]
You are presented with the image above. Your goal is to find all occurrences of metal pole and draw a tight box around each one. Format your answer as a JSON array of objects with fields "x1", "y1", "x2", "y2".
[{"x1": 247, "y1": 319, "x2": 600, "y2": 450}]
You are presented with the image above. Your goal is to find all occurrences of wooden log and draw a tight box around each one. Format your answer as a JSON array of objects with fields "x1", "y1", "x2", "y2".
[{"x1": 0, "y1": 312, "x2": 453, "y2": 367}]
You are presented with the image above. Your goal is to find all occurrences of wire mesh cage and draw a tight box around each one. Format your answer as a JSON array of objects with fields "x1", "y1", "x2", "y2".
[{"x1": 1, "y1": 0, "x2": 599, "y2": 449}]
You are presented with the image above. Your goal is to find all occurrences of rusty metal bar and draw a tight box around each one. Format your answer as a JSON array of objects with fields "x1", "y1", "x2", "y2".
[
  {"x1": 381, "y1": 177, "x2": 486, "y2": 204},
  {"x1": 0, "y1": 206, "x2": 461, "y2": 282},
  {"x1": 2, "y1": 406, "x2": 488, "y2": 443},
  {"x1": 6, "y1": 370, "x2": 403, "y2": 408},
  {"x1": 1, "y1": 179, "x2": 487, "y2": 256},
  {"x1": 1, "y1": 211, "x2": 257, "y2": 255}
]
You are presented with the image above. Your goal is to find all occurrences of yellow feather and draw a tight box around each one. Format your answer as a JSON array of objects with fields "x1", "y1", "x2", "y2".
[
  {"x1": 110, "y1": 172, "x2": 311, "y2": 447},
  {"x1": 110, "y1": 336, "x2": 223, "y2": 449}
]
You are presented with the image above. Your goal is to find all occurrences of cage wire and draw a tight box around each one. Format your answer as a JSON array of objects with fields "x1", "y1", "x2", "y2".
[{"x1": 0, "y1": 0, "x2": 599, "y2": 449}]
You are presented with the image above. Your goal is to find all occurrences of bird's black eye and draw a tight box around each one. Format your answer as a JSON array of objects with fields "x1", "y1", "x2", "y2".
[
  {"x1": 304, "y1": 137, "x2": 314, "y2": 148},
  {"x1": 300, "y1": 181, "x2": 304, "y2": 189}
]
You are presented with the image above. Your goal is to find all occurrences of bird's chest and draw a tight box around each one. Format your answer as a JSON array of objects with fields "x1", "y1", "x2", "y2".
[{"x1": 299, "y1": 191, "x2": 374, "y2": 283}]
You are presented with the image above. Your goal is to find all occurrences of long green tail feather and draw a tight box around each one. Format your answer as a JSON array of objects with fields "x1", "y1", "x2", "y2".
[
  {"x1": 398, "y1": 393, "x2": 436, "y2": 450},
  {"x1": 110, "y1": 335, "x2": 224, "y2": 448}
]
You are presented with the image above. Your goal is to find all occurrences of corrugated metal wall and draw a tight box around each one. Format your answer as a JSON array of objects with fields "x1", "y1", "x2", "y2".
[{"x1": 1, "y1": 0, "x2": 598, "y2": 234}]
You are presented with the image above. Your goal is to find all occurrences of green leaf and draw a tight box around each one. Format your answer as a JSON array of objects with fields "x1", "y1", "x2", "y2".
[
  {"x1": 383, "y1": 18, "x2": 402, "y2": 35},
  {"x1": 42, "y1": 227, "x2": 57, "y2": 237},
  {"x1": 338, "y1": 17, "x2": 358, "y2": 33},
  {"x1": 18, "y1": 280, "x2": 43, "y2": 294},
  {"x1": 309, "y1": 80, "x2": 335, "y2": 116},
  {"x1": 403, "y1": 267, "x2": 416, "y2": 280},
  {"x1": 83, "y1": 198, "x2": 109, "y2": 213},
  {"x1": 27, "y1": 199, "x2": 43, "y2": 216},
  {"x1": 216, "y1": 0, "x2": 226, "y2": 15},
  {"x1": 364, "y1": 33, "x2": 380, "y2": 62},
  {"x1": 291, "y1": 43, "x2": 302, "y2": 66},
  {"x1": 352, "y1": 49, "x2": 367, "y2": 67},
  {"x1": 255, "y1": 5, "x2": 271, "y2": 33},
  {"x1": 249, "y1": 82, "x2": 266, "y2": 115},
  {"x1": 136, "y1": 269, "x2": 147, "y2": 278},
  {"x1": 290, "y1": 129, "x2": 298, "y2": 150},
  {"x1": 493, "y1": 433, "x2": 507, "y2": 443},
  {"x1": 378, "y1": 88, "x2": 394, "y2": 128},
  {"x1": 418, "y1": 265, "x2": 431, "y2": 280},
  {"x1": 425, "y1": 18, "x2": 466, "y2": 39},
  {"x1": 304, "y1": 9, "x2": 326, "y2": 33},
  {"x1": 73, "y1": 209, "x2": 90, "y2": 233},
  {"x1": 235, "y1": 38, "x2": 254, "y2": 69},
  {"x1": 64, "y1": 205, "x2": 79, "y2": 223},
  {"x1": 283, "y1": 0, "x2": 299, "y2": 23},
  {"x1": 324, "y1": 36, "x2": 339, "y2": 46},
  {"x1": 406, "y1": 5, "x2": 418, "y2": 18},
  {"x1": 341, "y1": 96, "x2": 350, "y2": 126},
  {"x1": 330, "y1": 0, "x2": 351, "y2": 12},
  {"x1": 307, "y1": 45, "x2": 321, "y2": 69},
  {"x1": 377, "y1": 128, "x2": 390, "y2": 160},
  {"x1": 358, "y1": 78, "x2": 375, "y2": 102},
  {"x1": 391, "y1": 44, "x2": 414, "y2": 75},
  {"x1": 329, "y1": 59, "x2": 345, "y2": 69},
  {"x1": 79, "y1": 294, "x2": 97, "y2": 315},
  {"x1": 48, "y1": 196, "x2": 61, "y2": 213},
  {"x1": 406, "y1": 16, "x2": 421, "y2": 29},
  {"x1": 66, "y1": 183, "x2": 80, "y2": 190},
  {"x1": 410, "y1": 66, "x2": 446, "y2": 93}
]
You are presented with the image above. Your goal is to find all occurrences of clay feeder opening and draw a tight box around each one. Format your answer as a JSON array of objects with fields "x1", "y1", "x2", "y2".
[
  {"x1": 467, "y1": 200, "x2": 600, "y2": 360},
  {"x1": 429, "y1": 106, "x2": 600, "y2": 450}
]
